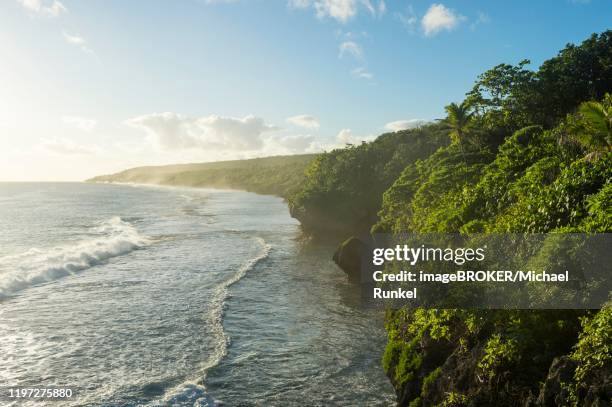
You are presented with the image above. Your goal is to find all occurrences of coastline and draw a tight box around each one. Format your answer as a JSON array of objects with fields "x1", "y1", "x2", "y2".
[{"x1": 1, "y1": 182, "x2": 396, "y2": 405}]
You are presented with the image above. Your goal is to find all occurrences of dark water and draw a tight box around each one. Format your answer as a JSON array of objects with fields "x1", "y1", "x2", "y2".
[{"x1": 0, "y1": 182, "x2": 395, "y2": 406}]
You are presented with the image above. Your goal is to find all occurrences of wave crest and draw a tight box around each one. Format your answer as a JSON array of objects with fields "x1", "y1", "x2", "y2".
[
  {"x1": 0, "y1": 217, "x2": 149, "y2": 299},
  {"x1": 205, "y1": 236, "x2": 271, "y2": 373},
  {"x1": 150, "y1": 237, "x2": 271, "y2": 406}
]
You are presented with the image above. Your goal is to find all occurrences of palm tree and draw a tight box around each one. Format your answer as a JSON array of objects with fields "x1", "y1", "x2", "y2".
[
  {"x1": 574, "y1": 93, "x2": 612, "y2": 159},
  {"x1": 443, "y1": 101, "x2": 475, "y2": 145}
]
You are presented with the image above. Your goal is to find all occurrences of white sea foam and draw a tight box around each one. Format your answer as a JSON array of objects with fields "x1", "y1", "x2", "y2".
[
  {"x1": 206, "y1": 236, "x2": 271, "y2": 372},
  {"x1": 0, "y1": 217, "x2": 149, "y2": 299},
  {"x1": 150, "y1": 237, "x2": 271, "y2": 407}
]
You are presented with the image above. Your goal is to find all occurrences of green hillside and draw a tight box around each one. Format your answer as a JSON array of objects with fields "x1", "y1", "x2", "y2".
[
  {"x1": 87, "y1": 154, "x2": 316, "y2": 198},
  {"x1": 88, "y1": 30, "x2": 612, "y2": 406},
  {"x1": 289, "y1": 31, "x2": 611, "y2": 406}
]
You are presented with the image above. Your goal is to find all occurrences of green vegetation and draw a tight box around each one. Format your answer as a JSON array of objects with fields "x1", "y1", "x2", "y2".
[
  {"x1": 87, "y1": 154, "x2": 316, "y2": 198},
  {"x1": 442, "y1": 100, "x2": 475, "y2": 146},
  {"x1": 289, "y1": 31, "x2": 611, "y2": 406},
  {"x1": 288, "y1": 125, "x2": 448, "y2": 236},
  {"x1": 572, "y1": 94, "x2": 612, "y2": 160},
  {"x1": 478, "y1": 334, "x2": 519, "y2": 380},
  {"x1": 437, "y1": 392, "x2": 468, "y2": 407},
  {"x1": 568, "y1": 306, "x2": 612, "y2": 403},
  {"x1": 90, "y1": 30, "x2": 611, "y2": 406}
]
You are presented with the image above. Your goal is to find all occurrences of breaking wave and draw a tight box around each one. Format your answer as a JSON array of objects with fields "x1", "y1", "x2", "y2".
[
  {"x1": 206, "y1": 236, "x2": 271, "y2": 373},
  {"x1": 0, "y1": 217, "x2": 149, "y2": 299},
  {"x1": 149, "y1": 236, "x2": 271, "y2": 407}
]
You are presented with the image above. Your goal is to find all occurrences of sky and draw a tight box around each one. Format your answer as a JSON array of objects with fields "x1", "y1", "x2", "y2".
[{"x1": 0, "y1": 0, "x2": 609, "y2": 181}]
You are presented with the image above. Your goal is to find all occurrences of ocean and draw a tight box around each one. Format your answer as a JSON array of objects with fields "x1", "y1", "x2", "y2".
[{"x1": 0, "y1": 182, "x2": 395, "y2": 406}]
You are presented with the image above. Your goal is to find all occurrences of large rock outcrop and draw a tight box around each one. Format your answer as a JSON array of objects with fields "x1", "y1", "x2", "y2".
[{"x1": 332, "y1": 236, "x2": 365, "y2": 281}]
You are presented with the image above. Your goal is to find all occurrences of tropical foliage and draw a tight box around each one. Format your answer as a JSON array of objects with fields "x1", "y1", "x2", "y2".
[
  {"x1": 442, "y1": 101, "x2": 475, "y2": 145},
  {"x1": 291, "y1": 31, "x2": 611, "y2": 406},
  {"x1": 287, "y1": 125, "x2": 449, "y2": 236}
]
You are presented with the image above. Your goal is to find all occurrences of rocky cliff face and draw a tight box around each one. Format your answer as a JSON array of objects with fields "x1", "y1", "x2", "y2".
[
  {"x1": 331, "y1": 236, "x2": 365, "y2": 281},
  {"x1": 386, "y1": 343, "x2": 611, "y2": 407},
  {"x1": 383, "y1": 309, "x2": 611, "y2": 407},
  {"x1": 287, "y1": 204, "x2": 351, "y2": 238}
]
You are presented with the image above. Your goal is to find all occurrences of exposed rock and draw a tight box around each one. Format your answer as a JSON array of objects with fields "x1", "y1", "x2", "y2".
[
  {"x1": 332, "y1": 236, "x2": 365, "y2": 280},
  {"x1": 421, "y1": 344, "x2": 482, "y2": 405},
  {"x1": 289, "y1": 204, "x2": 353, "y2": 238},
  {"x1": 533, "y1": 356, "x2": 611, "y2": 407},
  {"x1": 389, "y1": 334, "x2": 544, "y2": 406},
  {"x1": 390, "y1": 346, "x2": 611, "y2": 407},
  {"x1": 581, "y1": 370, "x2": 611, "y2": 407},
  {"x1": 536, "y1": 356, "x2": 577, "y2": 406}
]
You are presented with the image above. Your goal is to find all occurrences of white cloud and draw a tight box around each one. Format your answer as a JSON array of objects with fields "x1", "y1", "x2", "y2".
[
  {"x1": 336, "y1": 128, "x2": 375, "y2": 145},
  {"x1": 127, "y1": 111, "x2": 320, "y2": 155},
  {"x1": 361, "y1": 0, "x2": 375, "y2": 16},
  {"x1": 126, "y1": 113, "x2": 279, "y2": 152},
  {"x1": 384, "y1": 119, "x2": 427, "y2": 132},
  {"x1": 361, "y1": 0, "x2": 385, "y2": 17},
  {"x1": 337, "y1": 128, "x2": 354, "y2": 144},
  {"x1": 17, "y1": 0, "x2": 67, "y2": 17},
  {"x1": 286, "y1": 115, "x2": 320, "y2": 129},
  {"x1": 315, "y1": 0, "x2": 358, "y2": 22},
  {"x1": 351, "y1": 67, "x2": 373, "y2": 80},
  {"x1": 63, "y1": 116, "x2": 97, "y2": 132},
  {"x1": 395, "y1": 6, "x2": 417, "y2": 30},
  {"x1": 421, "y1": 3, "x2": 465, "y2": 36},
  {"x1": 62, "y1": 31, "x2": 94, "y2": 54},
  {"x1": 40, "y1": 137, "x2": 97, "y2": 155},
  {"x1": 62, "y1": 32, "x2": 85, "y2": 45},
  {"x1": 290, "y1": 0, "x2": 383, "y2": 22},
  {"x1": 339, "y1": 41, "x2": 363, "y2": 59},
  {"x1": 269, "y1": 134, "x2": 316, "y2": 153}
]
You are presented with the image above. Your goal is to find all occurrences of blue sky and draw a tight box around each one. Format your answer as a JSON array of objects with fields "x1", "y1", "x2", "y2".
[{"x1": 0, "y1": 0, "x2": 609, "y2": 180}]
